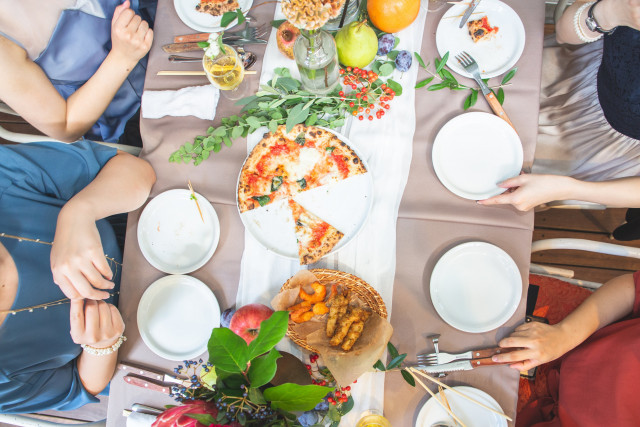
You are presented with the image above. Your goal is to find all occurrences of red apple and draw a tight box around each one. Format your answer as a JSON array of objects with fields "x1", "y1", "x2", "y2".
[{"x1": 229, "y1": 303, "x2": 274, "y2": 344}]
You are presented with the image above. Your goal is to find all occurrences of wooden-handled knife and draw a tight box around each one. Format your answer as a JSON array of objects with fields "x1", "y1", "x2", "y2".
[{"x1": 124, "y1": 375, "x2": 171, "y2": 394}]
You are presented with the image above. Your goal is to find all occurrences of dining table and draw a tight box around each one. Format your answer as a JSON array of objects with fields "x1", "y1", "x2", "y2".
[{"x1": 105, "y1": 0, "x2": 545, "y2": 425}]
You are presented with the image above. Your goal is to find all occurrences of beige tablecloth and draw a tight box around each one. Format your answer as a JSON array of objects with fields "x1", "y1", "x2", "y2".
[{"x1": 106, "y1": 0, "x2": 544, "y2": 425}]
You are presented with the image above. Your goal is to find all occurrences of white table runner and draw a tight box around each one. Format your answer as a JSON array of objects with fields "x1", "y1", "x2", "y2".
[{"x1": 237, "y1": 5, "x2": 427, "y2": 424}]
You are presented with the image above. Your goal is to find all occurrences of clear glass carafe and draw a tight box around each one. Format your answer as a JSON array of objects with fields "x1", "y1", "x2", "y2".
[{"x1": 293, "y1": 29, "x2": 339, "y2": 95}]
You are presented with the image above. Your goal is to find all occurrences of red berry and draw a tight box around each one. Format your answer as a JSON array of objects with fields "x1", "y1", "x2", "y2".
[
  {"x1": 346, "y1": 67, "x2": 352, "y2": 72},
  {"x1": 384, "y1": 104, "x2": 390, "y2": 109},
  {"x1": 358, "y1": 115, "x2": 364, "y2": 121},
  {"x1": 320, "y1": 380, "x2": 327, "y2": 386},
  {"x1": 390, "y1": 90, "x2": 396, "y2": 96},
  {"x1": 365, "y1": 108, "x2": 370, "y2": 114},
  {"x1": 369, "y1": 104, "x2": 374, "y2": 108},
  {"x1": 351, "y1": 84, "x2": 357, "y2": 90},
  {"x1": 345, "y1": 386, "x2": 351, "y2": 391},
  {"x1": 340, "y1": 97, "x2": 345, "y2": 101},
  {"x1": 338, "y1": 91, "x2": 344, "y2": 97},
  {"x1": 306, "y1": 364, "x2": 311, "y2": 370},
  {"x1": 363, "y1": 95, "x2": 368, "y2": 101},
  {"x1": 339, "y1": 69, "x2": 345, "y2": 75},
  {"x1": 352, "y1": 111, "x2": 358, "y2": 116},
  {"x1": 361, "y1": 87, "x2": 367, "y2": 93},
  {"x1": 341, "y1": 396, "x2": 348, "y2": 403},
  {"x1": 368, "y1": 116, "x2": 373, "y2": 121},
  {"x1": 353, "y1": 379, "x2": 358, "y2": 383},
  {"x1": 331, "y1": 401, "x2": 337, "y2": 405},
  {"x1": 328, "y1": 397, "x2": 335, "y2": 403},
  {"x1": 356, "y1": 93, "x2": 361, "y2": 99},
  {"x1": 354, "y1": 67, "x2": 360, "y2": 72},
  {"x1": 381, "y1": 84, "x2": 387, "y2": 90},
  {"x1": 349, "y1": 102, "x2": 355, "y2": 107}
]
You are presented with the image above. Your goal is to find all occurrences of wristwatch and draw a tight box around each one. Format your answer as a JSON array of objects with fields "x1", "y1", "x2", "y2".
[{"x1": 585, "y1": 0, "x2": 617, "y2": 34}]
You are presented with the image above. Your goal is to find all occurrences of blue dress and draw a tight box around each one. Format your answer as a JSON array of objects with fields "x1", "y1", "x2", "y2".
[
  {"x1": 0, "y1": 141, "x2": 121, "y2": 413},
  {"x1": 0, "y1": 0, "x2": 156, "y2": 143}
]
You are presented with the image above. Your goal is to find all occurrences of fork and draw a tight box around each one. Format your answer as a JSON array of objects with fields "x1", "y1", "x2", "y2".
[
  {"x1": 417, "y1": 347, "x2": 514, "y2": 365},
  {"x1": 454, "y1": 51, "x2": 515, "y2": 129},
  {"x1": 226, "y1": 22, "x2": 269, "y2": 40}
]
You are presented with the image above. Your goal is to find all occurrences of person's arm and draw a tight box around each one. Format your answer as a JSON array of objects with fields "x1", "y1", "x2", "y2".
[
  {"x1": 557, "y1": 0, "x2": 640, "y2": 44},
  {"x1": 70, "y1": 299, "x2": 125, "y2": 395},
  {"x1": 51, "y1": 151, "x2": 156, "y2": 300},
  {"x1": 477, "y1": 174, "x2": 640, "y2": 211},
  {"x1": 0, "y1": 1, "x2": 152, "y2": 142},
  {"x1": 493, "y1": 273, "x2": 636, "y2": 370}
]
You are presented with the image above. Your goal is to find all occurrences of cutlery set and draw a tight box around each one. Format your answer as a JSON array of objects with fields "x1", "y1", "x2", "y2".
[
  {"x1": 414, "y1": 346, "x2": 517, "y2": 373},
  {"x1": 119, "y1": 362, "x2": 186, "y2": 395}
]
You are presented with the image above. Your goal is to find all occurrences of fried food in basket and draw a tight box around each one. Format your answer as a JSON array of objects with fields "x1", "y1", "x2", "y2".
[
  {"x1": 287, "y1": 282, "x2": 328, "y2": 323},
  {"x1": 341, "y1": 310, "x2": 371, "y2": 351},
  {"x1": 326, "y1": 286, "x2": 349, "y2": 337},
  {"x1": 330, "y1": 307, "x2": 367, "y2": 346}
]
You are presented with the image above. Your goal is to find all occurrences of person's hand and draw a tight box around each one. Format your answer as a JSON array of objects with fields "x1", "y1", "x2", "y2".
[
  {"x1": 477, "y1": 174, "x2": 567, "y2": 211},
  {"x1": 110, "y1": 0, "x2": 153, "y2": 66},
  {"x1": 492, "y1": 322, "x2": 570, "y2": 371},
  {"x1": 51, "y1": 205, "x2": 114, "y2": 300},
  {"x1": 70, "y1": 299, "x2": 125, "y2": 349},
  {"x1": 597, "y1": 0, "x2": 640, "y2": 31}
]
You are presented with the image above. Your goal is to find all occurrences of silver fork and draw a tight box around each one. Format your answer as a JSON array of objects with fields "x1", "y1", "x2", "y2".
[
  {"x1": 454, "y1": 51, "x2": 515, "y2": 128},
  {"x1": 226, "y1": 22, "x2": 269, "y2": 40},
  {"x1": 417, "y1": 347, "x2": 513, "y2": 365}
]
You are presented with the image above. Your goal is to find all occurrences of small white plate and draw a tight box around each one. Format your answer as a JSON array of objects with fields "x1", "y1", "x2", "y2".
[
  {"x1": 138, "y1": 275, "x2": 220, "y2": 361},
  {"x1": 435, "y1": 0, "x2": 525, "y2": 79},
  {"x1": 430, "y1": 241, "x2": 522, "y2": 333},
  {"x1": 174, "y1": 0, "x2": 253, "y2": 33},
  {"x1": 432, "y1": 112, "x2": 522, "y2": 200},
  {"x1": 416, "y1": 386, "x2": 508, "y2": 427},
  {"x1": 138, "y1": 189, "x2": 220, "y2": 274},
  {"x1": 238, "y1": 129, "x2": 374, "y2": 261}
]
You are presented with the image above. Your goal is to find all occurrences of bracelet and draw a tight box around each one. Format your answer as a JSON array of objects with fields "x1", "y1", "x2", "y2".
[
  {"x1": 574, "y1": 2, "x2": 603, "y2": 43},
  {"x1": 81, "y1": 335, "x2": 127, "y2": 356}
]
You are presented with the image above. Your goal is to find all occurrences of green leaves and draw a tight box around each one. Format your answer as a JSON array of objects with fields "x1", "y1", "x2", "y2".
[
  {"x1": 220, "y1": 8, "x2": 245, "y2": 28},
  {"x1": 251, "y1": 195, "x2": 271, "y2": 207},
  {"x1": 285, "y1": 103, "x2": 311, "y2": 132},
  {"x1": 247, "y1": 311, "x2": 288, "y2": 359},
  {"x1": 271, "y1": 19, "x2": 286, "y2": 28},
  {"x1": 264, "y1": 384, "x2": 333, "y2": 412},
  {"x1": 401, "y1": 369, "x2": 416, "y2": 387},
  {"x1": 207, "y1": 328, "x2": 249, "y2": 373},
  {"x1": 414, "y1": 52, "x2": 427, "y2": 69},
  {"x1": 496, "y1": 87, "x2": 505, "y2": 105},
  {"x1": 386, "y1": 79, "x2": 403, "y2": 96},
  {"x1": 464, "y1": 89, "x2": 478, "y2": 110},
  {"x1": 248, "y1": 348, "x2": 282, "y2": 388},
  {"x1": 415, "y1": 76, "x2": 433, "y2": 89},
  {"x1": 501, "y1": 67, "x2": 517, "y2": 85}
]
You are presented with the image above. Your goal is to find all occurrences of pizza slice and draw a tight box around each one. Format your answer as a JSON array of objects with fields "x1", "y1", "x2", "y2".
[
  {"x1": 195, "y1": 0, "x2": 239, "y2": 16},
  {"x1": 288, "y1": 199, "x2": 344, "y2": 265},
  {"x1": 467, "y1": 16, "x2": 499, "y2": 43},
  {"x1": 238, "y1": 171, "x2": 293, "y2": 212}
]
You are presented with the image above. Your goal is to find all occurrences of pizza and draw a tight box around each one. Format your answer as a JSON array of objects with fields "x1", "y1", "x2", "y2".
[
  {"x1": 288, "y1": 200, "x2": 344, "y2": 265},
  {"x1": 195, "y1": 0, "x2": 239, "y2": 16},
  {"x1": 467, "y1": 16, "x2": 499, "y2": 43},
  {"x1": 237, "y1": 124, "x2": 367, "y2": 213}
]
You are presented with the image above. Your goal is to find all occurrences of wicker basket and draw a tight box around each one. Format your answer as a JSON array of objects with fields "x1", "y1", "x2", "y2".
[{"x1": 280, "y1": 268, "x2": 387, "y2": 352}]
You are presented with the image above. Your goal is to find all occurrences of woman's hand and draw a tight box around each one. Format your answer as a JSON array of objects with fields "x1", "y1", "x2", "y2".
[
  {"x1": 492, "y1": 322, "x2": 570, "y2": 371},
  {"x1": 110, "y1": 0, "x2": 153, "y2": 67},
  {"x1": 478, "y1": 174, "x2": 571, "y2": 211},
  {"x1": 70, "y1": 299, "x2": 125, "y2": 349},
  {"x1": 51, "y1": 202, "x2": 114, "y2": 300}
]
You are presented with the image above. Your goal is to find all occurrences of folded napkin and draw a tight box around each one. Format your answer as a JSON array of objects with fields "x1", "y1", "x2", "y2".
[
  {"x1": 141, "y1": 85, "x2": 219, "y2": 120},
  {"x1": 126, "y1": 411, "x2": 157, "y2": 427}
]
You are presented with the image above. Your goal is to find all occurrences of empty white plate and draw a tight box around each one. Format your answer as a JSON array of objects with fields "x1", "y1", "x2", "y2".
[
  {"x1": 432, "y1": 112, "x2": 523, "y2": 200},
  {"x1": 138, "y1": 189, "x2": 220, "y2": 274},
  {"x1": 436, "y1": 0, "x2": 525, "y2": 79},
  {"x1": 430, "y1": 241, "x2": 522, "y2": 333},
  {"x1": 138, "y1": 275, "x2": 220, "y2": 361},
  {"x1": 416, "y1": 386, "x2": 508, "y2": 427},
  {"x1": 174, "y1": 0, "x2": 253, "y2": 33}
]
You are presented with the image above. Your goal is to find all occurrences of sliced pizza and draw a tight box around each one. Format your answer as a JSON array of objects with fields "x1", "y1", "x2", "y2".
[
  {"x1": 195, "y1": 0, "x2": 239, "y2": 16},
  {"x1": 288, "y1": 199, "x2": 344, "y2": 265},
  {"x1": 237, "y1": 125, "x2": 367, "y2": 213},
  {"x1": 467, "y1": 16, "x2": 499, "y2": 43}
]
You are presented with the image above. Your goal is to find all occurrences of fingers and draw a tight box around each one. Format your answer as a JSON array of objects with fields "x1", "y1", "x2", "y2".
[
  {"x1": 113, "y1": 2, "x2": 135, "y2": 28},
  {"x1": 69, "y1": 299, "x2": 85, "y2": 343},
  {"x1": 67, "y1": 270, "x2": 110, "y2": 300},
  {"x1": 477, "y1": 192, "x2": 515, "y2": 206},
  {"x1": 91, "y1": 253, "x2": 114, "y2": 283},
  {"x1": 126, "y1": 14, "x2": 142, "y2": 32},
  {"x1": 497, "y1": 175, "x2": 526, "y2": 189},
  {"x1": 492, "y1": 348, "x2": 532, "y2": 364},
  {"x1": 109, "y1": 304, "x2": 125, "y2": 335},
  {"x1": 498, "y1": 335, "x2": 535, "y2": 349},
  {"x1": 84, "y1": 300, "x2": 100, "y2": 338},
  {"x1": 98, "y1": 300, "x2": 113, "y2": 332},
  {"x1": 53, "y1": 274, "x2": 81, "y2": 300}
]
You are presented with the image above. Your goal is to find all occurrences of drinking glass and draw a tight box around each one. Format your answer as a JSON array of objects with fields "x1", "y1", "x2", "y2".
[
  {"x1": 202, "y1": 44, "x2": 248, "y2": 100},
  {"x1": 355, "y1": 409, "x2": 391, "y2": 427}
]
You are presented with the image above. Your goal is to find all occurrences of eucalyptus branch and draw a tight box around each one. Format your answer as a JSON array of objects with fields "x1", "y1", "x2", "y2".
[{"x1": 414, "y1": 51, "x2": 517, "y2": 111}]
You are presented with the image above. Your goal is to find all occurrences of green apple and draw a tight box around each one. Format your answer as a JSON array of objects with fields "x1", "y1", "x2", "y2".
[{"x1": 335, "y1": 21, "x2": 378, "y2": 68}]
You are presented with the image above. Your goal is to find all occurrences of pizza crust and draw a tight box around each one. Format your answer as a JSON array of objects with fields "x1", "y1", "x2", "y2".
[
  {"x1": 467, "y1": 16, "x2": 499, "y2": 43},
  {"x1": 195, "y1": 0, "x2": 240, "y2": 16}
]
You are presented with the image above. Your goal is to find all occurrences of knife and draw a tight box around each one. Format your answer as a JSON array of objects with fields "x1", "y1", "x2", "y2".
[
  {"x1": 162, "y1": 38, "x2": 266, "y2": 53},
  {"x1": 465, "y1": 69, "x2": 515, "y2": 129},
  {"x1": 414, "y1": 357, "x2": 507, "y2": 373},
  {"x1": 124, "y1": 375, "x2": 172, "y2": 394},
  {"x1": 117, "y1": 362, "x2": 184, "y2": 385},
  {"x1": 459, "y1": 0, "x2": 481, "y2": 28}
]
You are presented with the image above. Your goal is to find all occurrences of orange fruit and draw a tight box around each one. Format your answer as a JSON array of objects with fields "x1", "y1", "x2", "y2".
[{"x1": 367, "y1": 0, "x2": 420, "y2": 33}]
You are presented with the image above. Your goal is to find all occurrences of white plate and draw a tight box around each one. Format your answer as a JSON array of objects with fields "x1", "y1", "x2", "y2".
[
  {"x1": 237, "y1": 129, "x2": 374, "y2": 262},
  {"x1": 430, "y1": 241, "x2": 522, "y2": 333},
  {"x1": 138, "y1": 275, "x2": 220, "y2": 361},
  {"x1": 416, "y1": 386, "x2": 508, "y2": 427},
  {"x1": 174, "y1": 0, "x2": 253, "y2": 33},
  {"x1": 138, "y1": 189, "x2": 220, "y2": 274},
  {"x1": 435, "y1": 0, "x2": 525, "y2": 79},
  {"x1": 432, "y1": 112, "x2": 522, "y2": 200}
]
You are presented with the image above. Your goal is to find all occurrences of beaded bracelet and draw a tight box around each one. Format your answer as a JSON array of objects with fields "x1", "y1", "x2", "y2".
[
  {"x1": 81, "y1": 335, "x2": 127, "y2": 356},
  {"x1": 574, "y1": 2, "x2": 602, "y2": 43}
]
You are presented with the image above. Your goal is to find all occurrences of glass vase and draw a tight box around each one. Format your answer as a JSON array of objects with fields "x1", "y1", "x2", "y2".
[{"x1": 293, "y1": 29, "x2": 339, "y2": 95}]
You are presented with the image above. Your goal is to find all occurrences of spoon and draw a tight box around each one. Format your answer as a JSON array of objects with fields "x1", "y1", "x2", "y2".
[{"x1": 168, "y1": 49, "x2": 257, "y2": 70}]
